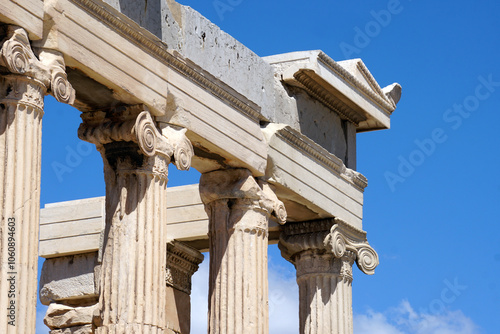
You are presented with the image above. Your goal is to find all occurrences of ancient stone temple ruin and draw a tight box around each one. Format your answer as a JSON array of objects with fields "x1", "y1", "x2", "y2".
[{"x1": 0, "y1": 0, "x2": 401, "y2": 333}]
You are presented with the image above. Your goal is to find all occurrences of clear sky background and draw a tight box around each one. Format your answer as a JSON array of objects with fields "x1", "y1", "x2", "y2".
[{"x1": 36, "y1": 0, "x2": 500, "y2": 333}]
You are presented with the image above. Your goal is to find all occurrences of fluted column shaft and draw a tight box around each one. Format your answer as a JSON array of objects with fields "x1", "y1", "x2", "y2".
[
  {"x1": 79, "y1": 107, "x2": 193, "y2": 334},
  {"x1": 100, "y1": 156, "x2": 168, "y2": 333},
  {"x1": 200, "y1": 169, "x2": 286, "y2": 334},
  {"x1": 0, "y1": 26, "x2": 74, "y2": 333},
  {"x1": 279, "y1": 219, "x2": 379, "y2": 334},
  {"x1": 295, "y1": 250, "x2": 355, "y2": 334},
  {"x1": 0, "y1": 73, "x2": 44, "y2": 334}
]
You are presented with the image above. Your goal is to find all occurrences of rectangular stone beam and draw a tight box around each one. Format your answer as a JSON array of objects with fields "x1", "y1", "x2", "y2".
[
  {"x1": 38, "y1": 0, "x2": 267, "y2": 175},
  {"x1": 0, "y1": 0, "x2": 43, "y2": 39},
  {"x1": 263, "y1": 124, "x2": 367, "y2": 230},
  {"x1": 39, "y1": 197, "x2": 105, "y2": 258},
  {"x1": 39, "y1": 185, "x2": 283, "y2": 255}
]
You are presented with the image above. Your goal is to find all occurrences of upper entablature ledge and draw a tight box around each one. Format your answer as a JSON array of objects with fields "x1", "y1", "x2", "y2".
[
  {"x1": 99, "y1": 0, "x2": 278, "y2": 122},
  {"x1": 264, "y1": 50, "x2": 402, "y2": 132}
]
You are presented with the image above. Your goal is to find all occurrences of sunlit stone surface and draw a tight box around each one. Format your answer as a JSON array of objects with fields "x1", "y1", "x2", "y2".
[{"x1": 0, "y1": 0, "x2": 400, "y2": 333}]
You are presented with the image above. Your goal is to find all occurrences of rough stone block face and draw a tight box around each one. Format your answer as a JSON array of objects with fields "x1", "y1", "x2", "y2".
[
  {"x1": 44, "y1": 304, "x2": 97, "y2": 329},
  {"x1": 102, "y1": 0, "x2": 278, "y2": 122},
  {"x1": 178, "y1": 5, "x2": 277, "y2": 121},
  {"x1": 39, "y1": 253, "x2": 99, "y2": 305}
]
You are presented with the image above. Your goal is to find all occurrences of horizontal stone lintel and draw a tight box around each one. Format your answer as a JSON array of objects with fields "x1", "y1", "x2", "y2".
[
  {"x1": 263, "y1": 124, "x2": 366, "y2": 230},
  {"x1": 0, "y1": 0, "x2": 44, "y2": 40},
  {"x1": 35, "y1": 0, "x2": 268, "y2": 175},
  {"x1": 40, "y1": 184, "x2": 285, "y2": 255},
  {"x1": 1, "y1": 0, "x2": 400, "y2": 176}
]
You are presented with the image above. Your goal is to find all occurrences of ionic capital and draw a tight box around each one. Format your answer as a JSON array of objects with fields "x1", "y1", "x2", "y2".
[
  {"x1": 0, "y1": 25, "x2": 75, "y2": 104},
  {"x1": 199, "y1": 168, "x2": 286, "y2": 225},
  {"x1": 326, "y1": 218, "x2": 379, "y2": 275},
  {"x1": 78, "y1": 106, "x2": 194, "y2": 174},
  {"x1": 280, "y1": 218, "x2": 379, "y2": 275}
]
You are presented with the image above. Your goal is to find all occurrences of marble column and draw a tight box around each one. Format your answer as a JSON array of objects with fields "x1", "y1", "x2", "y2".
[
  {"x1": 0, "y1": 25, "x2": 74, "y2": 333},
  {"x1": 199, "y1": 169, "x2": 286, "y2": 334},
  {"x1": 279, "y1": 218, "x2": 379, "y2": 334},
  {"x1": 165, "y1": 241, "x2": 204, "y2": 334},
  {"x1": 79, "y1": 107, "x2": 193, "y2": 333}
]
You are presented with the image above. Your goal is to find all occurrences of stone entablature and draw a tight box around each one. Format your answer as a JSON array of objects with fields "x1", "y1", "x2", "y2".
[
  {"x1": 0, "y1": 1, "x2": 44, "y2": 39},
  {"x1": 3, "y1": 0, "x2": 399, "y2": 176},
  {"x1": 263, "y1": 124, "x2": 367, "y2": 229},
  {"x1": 1, "y1": 0, "x2": 402, "y2": 333},
  {"x1": 37, "y1": 0, "x2": 270, "y2": 175},
  {"x1": 166, "y1": 241, "x2": 203, "y2": 295}
]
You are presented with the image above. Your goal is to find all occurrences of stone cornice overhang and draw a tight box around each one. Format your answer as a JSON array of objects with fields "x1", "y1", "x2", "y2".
[
  {"x1": 262, "y1": 124, "x2": 367, "y2": 230},
  {"x1": 14, "y1": 0, "x2": 268, "y2": 175},
  {"x1": 265, "y1": 50, "x2": 397, "y2": 132}
]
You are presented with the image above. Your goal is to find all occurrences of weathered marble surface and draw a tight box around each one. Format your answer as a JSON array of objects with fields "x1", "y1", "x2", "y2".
[
  {"x1": 0, "y1": 1, "x2": 402, "y2": 334},
  {"x1": 165, "y1": 241, "x2": 204, "y2": 334},
  {"x1": 39, "y1": 253, "x2": 99, "y2": 305},
  {"x1": 78, "y1": 106, "x2": 194, "y2": 333},
  {"x1": 280, "y1": 218, "x2": 379, "y2": 334},
  {"x1": 200, "y1": 169, "x2": 286, "y2": 334},
  {"x1": 0, "y1": 24, "x2": 74, "y2": 333}
]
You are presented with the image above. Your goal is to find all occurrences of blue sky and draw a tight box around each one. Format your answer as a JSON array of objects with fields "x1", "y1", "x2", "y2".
[{"x1": 36, "y1": 1, "x2": 500, "y2": 333}]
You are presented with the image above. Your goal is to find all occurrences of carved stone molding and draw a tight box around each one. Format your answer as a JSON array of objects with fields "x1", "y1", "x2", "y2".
[
  {"x1": 0, "y1": 75, "x2": 45, "y2": 113},
  {"x1": 166, "y1": 241, "x2": 204, "y2": 295},
  {"x1": 38, "y1": 49, "x2": 75, "y2": 105},
  {"x1": 293, "y1": 70, "x2": 366, "y2": 125},
  {"x1": 161, "y1": 124, "x2": 193, "y2": 171},
  {"x1": 275, "y1": 125, "x2": 368, "y2": 191},
  {"x1": 326, "y1": 218, "x2": 379, "y2": 275},
  {"x1": 0, "y1": 26, "x2": 47, "y2": 78},
  {"x1": 317, "y1": 51, "x2": 395, "y2": 112}
]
